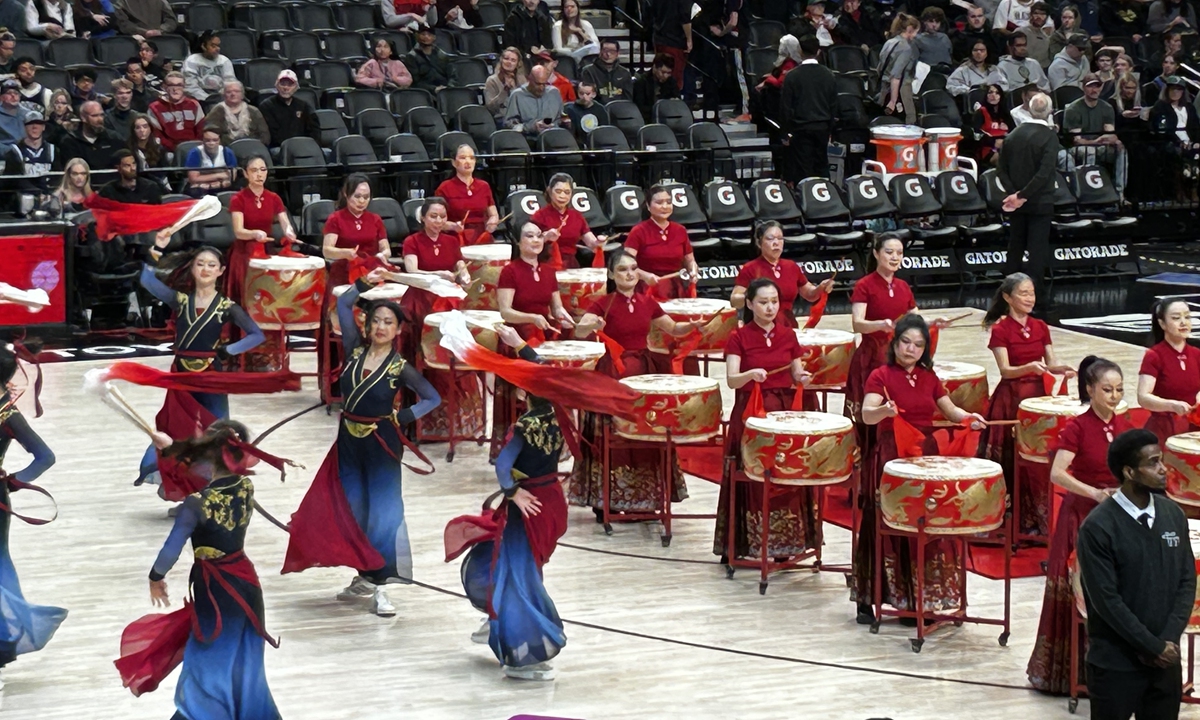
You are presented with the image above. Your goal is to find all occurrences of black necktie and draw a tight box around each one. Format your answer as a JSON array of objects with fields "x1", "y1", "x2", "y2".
[{"x1": 1138, "y1": 513, "x2": 1151, "y2": 529}]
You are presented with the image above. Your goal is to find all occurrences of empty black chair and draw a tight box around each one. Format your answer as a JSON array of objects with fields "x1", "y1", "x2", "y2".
[
  {"x1": 555, "y1": 56, "x2": 577, "y2": 81},
  {"x1": 437, "y1": 87, "x2": 481, "y2": 122},
  {"x1": 835, "y1": 74, "x2": 865, "y2": 98},
  {"x1": 241, "y1": 58, "x2": 288, "y2": 93},
  {"x1": 1053, "y1": 85, "x2": 1084, "y2": 110},
  {"x1": 280, "y1": 136, "x2": 327, "y2": 169},
  {"x1": 586, "y1": 124, "x2": 634, "y2": 188},
  {"x1": 314, "y1": 108, "x2": 349, "y2": 148},
  {"x1": 302, "y1": 199, "x2": 336, "y2": 239},
  {"x1": 406, "y1": 106, "x2": 449, "y2": 152},
  {"x1": 919, "y1": 89, "x2": 961, "y2": 128},
  {"x1": 637, "y1": 123, "x2": 680, "y2": 152},
  {"x1": 687, "y1": 121, "x2": 735, "y2": 181},
  {"x1": 343, "y1": 89, "x2": 388, "y2": 117},
  {"x1": 1049, "y1": 170, "x2": 1099, "y2": 235},
  {"x1": 369, "y1": 197, "x2": 409, "y2": 244},
  {"x1": 13, "y1": 39, "x2": 44, "y2": 67},
  {"x1": 845, "y1": 174, "x2": 897, "y2": 221},
  {"x1": 357, "y1": 108, "x2": 401, "y2": 152},
  {"x1": 571, "y1": 186, "x2": 610, "y2": 234},
  {"x1": 933, "y1": 170, "x2": 1004, "y2": 244},
  {"x1": 795, "y1": 177, "x2": 865, "y2": 245},
  {"x1": 229, "y1": 138, "x2": 273, "y2": 168},
  {"x1": 455, "y1": 105, "x2": 498, "y2": 149},
  {"x1": 703, "y1": 180, "x2": 756, "y2": 242},
  {"x1": 318, "y1": 31, "x2": 370, "y2": 63},
  {"x1": 46, "y1": 38, "x2": 94, "y2": 67},
  {"x1": 488, "y1": 129, "x2": 533, "y2": 194},
  {"x1": 748, "y1": 178, "x2": 802, "y2": 223},
  {"x1": 748, "y1": 19, "x2": 785, "y2": 49},
  {"x1": 334, "y1": 2, "x2": 378, "y2": 31},
  {"x1": 604, "y1": 184, "x2": 647, "y2": 231},
  {"x1": 605, "y1": 100, "x2": 644, "y2": 146},
  {"x1": 301, "y1": 60, "x2": 354, "y2": 89},
  {"x1": 660, "y1": 183, "x2": 708, "y2": 229},
  {"x1": 536, "y1": 127, "x2": 583, "y2": 181},
  {"x1": 333, "y1": 134, "x2": 378, "y2": 165},
  {"x1": 94, "y1": 67, "x2": 120, "y2": 95},
  {"x1": 921, "y1": 71, "x2": 948, "y2": 93},
  {"x1": 436, "y1": 130, "x2": 476, "y2": 159},
  {"x1": 458, "y1": 28, "x2": 500, "y2": 59},
  {"x1": 434, "y1": 28, "x2": 458, "y2": 55},
  {"x1": 261, "y1": 31, "x2": 322, "y2": 63},
  {"x1": 450, "y1": 58, "x2": 490, "y2": 88},
  {"x1": 187, "y1": 208, "x2": 236, "y2": 250},
  {"x1": 888, "y1": 174, "x2": 960, "y2": 247},
  {"x1": 154, "y1": 34, "x2": 190, "y2": 65},
  {"x1": 743, "y1": 47, "x2": 776, "y2": 81},
  {"x1": 385, "y1": 133, "x2": 431, "y2": 162},
  {"x1": 94, "y1": 36, "x2": 139, "y2": 66},
  {"x1": 1072, "y1": 165, "x2": 1137, "y2": 229},
  {"x1": 35, "y1": 68, "x2": 69, "y2": 93},
  {"x1": 507, "y1": 189, "x2": 546, "y2": 235},
  {"x1": 978, "y1": 168, "x2": 1009, "y2": 214},
  {"x1": 477, "y1": 0, "x2": 506, "y2": 28},
  {"x1": 243, "y1": 5, "x2": 289, "y2": 29},
  {"x1": 653, "y1": 98, "x2": 694, "y2": 144},
  {"x1": 289, "y1": 3, "x2": 337, "y2": 32},
  {"x1": 182, "y1": 1, "x2": 225, "y2": 31},
  {"x1": 215, "y1": 29, "x2": 258, "y2": 63},
  {"x1": 827, "y1": 45, "x2": 869, "y2": 74},
  {"x1": 390, "y1": 88, "x2": 435, "y2": 120}
]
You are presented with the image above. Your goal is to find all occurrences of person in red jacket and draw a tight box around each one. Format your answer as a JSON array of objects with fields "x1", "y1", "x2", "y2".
[{"x1": 147, "y1": 70, "x2": 203, "y2": 154}]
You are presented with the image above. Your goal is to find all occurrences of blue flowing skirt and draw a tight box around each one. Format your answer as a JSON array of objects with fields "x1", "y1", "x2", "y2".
[
  {"x1": 461, "y1": 504, "x2": 566, "y2": 668},
  {"x1": 338, "y1": 427, "x2": 411, "y2": 584},
  {"x1": 0, "y1": 544, "x2": 67, "y2": 667}
]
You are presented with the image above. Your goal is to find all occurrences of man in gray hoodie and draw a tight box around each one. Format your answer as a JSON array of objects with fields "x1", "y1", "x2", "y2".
[
  {"x1": 1048, "y1": 34, "x2": 1089, "y2": 91},
  {"x1": 504, "y1": 65, "x2": 563, "y2": 142},
  {"x1": 987, "y1": 32, "x2": 1050, "y2": 92}
]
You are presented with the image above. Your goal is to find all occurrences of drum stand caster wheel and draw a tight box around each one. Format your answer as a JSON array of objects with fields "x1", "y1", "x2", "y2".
[
  {"x1": 660, "y1": 535, "x2": 671, "y2": 547},
  {"x1": 869, "y1": 621, "x2": 880, "y2": 635},
  {"x1": 998, "y1": 632, "x2": 1009, "y2": 647},
  {"x1": 725, "y1": 565, "x2": 735, "y2": 579},
  {"x1": 603, "y1": 523, "x2": 613, "y2": 535},
  {"x1": 953, "y1": 620, "x2": 963, "y2": 627},
  {"x1": 445, "y1": 450, "x2": 455, "y2": 462},
  {"x1": 910, "y1": 638, "x2": 924, "y2": 653},
  {"x1": 758, "y1": 581, "x2": 768, "y2": 595},
  {"x1": 1068, "y1": 698, "x2": 1079, "y2": 714}
]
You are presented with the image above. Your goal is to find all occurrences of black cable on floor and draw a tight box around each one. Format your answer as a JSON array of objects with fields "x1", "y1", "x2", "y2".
[{"x1": 557, "y1": 541, "x2": 723, "y2": 565}]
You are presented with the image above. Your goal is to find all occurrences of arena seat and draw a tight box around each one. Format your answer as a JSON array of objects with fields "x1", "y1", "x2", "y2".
[
  {"x1": 919, "y1": 89, "x2": 961, "y2": 128},
  {"x1": 536, "y1": 128, "x2": 585, "y2": 186},
  {"x1": 458, "y1": 28, "x2": 500, "y2": 60},
  {"x1": 488, "y1": 129, "x2": 534, "y2": 195},
  {"x1": 172, "y1": 140, "x2": 202, "y2": 169},
  {"x1": 436, "y1": 130, "x2": 477, "y2": 159},
  {"x1": 1070, "y1": 166, "x2": 1137, "y2": 230},
  {"x1": 455, "y1": 105, "x2": 499, "y2": 149},
  {"x1": 369, "y1": 197, "x2": 409, "y2": 245},
  {"x1": 333, "y1": 2, "x2": 378, "y2": 32},
  {"x1": 587, "y1": 125, "x2": 635, "y2": 189},
  {"x1": 1049, "y1": 170, "x2": 1100, "y2": 236},
  {"x1": 46, "y1": 37, "x2": 94, "y2": 67},
  {"x1": 654, "y1": 98, "x2": 694, "y2": 145},
  {"x1": 450, "y1": 58, "x2": 491, "y2": 88},
  {"x1": 827, "y1": 45, "x2": 870, "y2": 75},
  {"x1": 402, "y1": 196, "x2": 443, "y2": 228},
  {"x1": 365, "y1": 30, "x2": 412, "y2": 56},
  {"x1": 261, "y1": 31, "x2": 322, "y2": 64},
  {"x1": 356, "y1": 108, "x2": 401, "y2": 154},
  {"x1": 94, "y1": 36, "x2": 139, "y2": 66},
  {"x1": 289, "y1": 3, "x2": 337, "y2": 33},
  {"x1": 215, "y1": 29, "x2": 258, "y2": 63},
  {"x1": 604, "y1": 184, "x2": 646, "y2": 231},
  {"x1": 406, "y1": 106, "x2": 449, "y2": 153},
  {"x1": 300, "y1": 61, "x2": 354, "y2": 90},
  {"x1": 743, "y1": 47, "x2": 776, "y2": 82},
  {"x1": 605, "y1": 100, "x2": 645, "y2": 146},
  {"x1": 317, "y1": 32, "x2": 369, "y2": 63},
  {"x1": 889, "y1": 175, "x2": 961, "y2": 247},
  {"x1": 342, "y1": 89, "x2": 388, "y2": 118},
  {"x1": 507, "y1": 189, "x2": 545, "y2": 234},
  {"x1": 437, "y1": 87, "x2": 482, "y2": 123},
  {"x1": 795, "y1": 177, "x2": 864, "y2": 246},
  {"x1": 845, "y1": 174, "x2": 898, "y2": 226},
  {"x1": 281, "y1": 136, "x2": 327, "y2": 169},
  {"x1": 183, "y1": 2, "x2": 226, "y2": 32},
  {"x1": 188, "y1": 208, "x2": 236, "y2": 251},
  {"x1": 572, "y1": 186, "x2": 611, "y2": 236},
  {"x1": 687, "y1": 122, "x2": 736, "y2": 184},
  {"x1": 301, "y1": 199, "x2": 336, "y2": 240},
  {"x1": 933, "y1": 170, "x2": 1004, "y2": 245},
  {"x1": 333, "y1": 134, "x2": 378, "y2": 165},
  {"x1": 94, "y1": 67, "x2": 120, "y2": 95},
  {"x1": 241, "y1": 58, "x2": 288, "y2": 93},
  {"x1": 477, "y1": 0, "x2": 506, "y2": 29},
  {"x1": 748, "y1": 178, "x2": 809, "y2": 243},
  {"x1": 434, "y1": 28, "x2": 458, "y2": 55},
  {"x1": 14, "y1": 39, "x2": 44, "y2": 66},
  {"x1": 239, "y1": 4, "x2": 288, "y2": 30},
  {"x1": 390, "y1": 88, "x2": 435, "y2": 121},
  {"x1": 229, "y1": 138, "x2": 273, "y2": 168},
  {"x1": 703, "y1": 179, "x2": 756, "y2": 258},
  {"x1": 748, "y1": 19, "x2": 785, "y2": 49},
  {"x1": 314, "y1": 109, "x2": 350, "y2": 149}
]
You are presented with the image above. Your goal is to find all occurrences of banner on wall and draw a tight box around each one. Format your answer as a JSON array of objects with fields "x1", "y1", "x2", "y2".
[{"x1": 0, "y1": 234, "x2": 67, "y2": 327}]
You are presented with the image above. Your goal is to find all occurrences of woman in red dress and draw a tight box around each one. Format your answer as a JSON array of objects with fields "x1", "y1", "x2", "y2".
[
  {"x1": 530, "y1": 173, "x2": 605, "y2": 270},
  {"x1": 569, "y1": 249, "x2": 696, "y2": 518},
  {"x1": 1027, "y1": 355, "x2": 1130, "y2": 694},
  {"x1": 226, "y1": 155, "x2": 296, "y2": 305},
  {"x1": 435, "y1": 145, "x2": 499, "y2": 246},
  {"x1": 319, "y1": 174, "x2": 391, "y2": 403},
  {"x1": 856, "y1": 314, "x2": 987, "y2": 624},
  {"x1": 623, "y1": 185, "x2": 700, "y2": 301},
  {"x1": 980, "y1": 272, "x2": 1074, "y2": 537},
  {"x1": 492, "y1": 222, "x2": 576, "y2": 458},
  {"x1": 714, "y1": 278, "x2": 815, "y2": 561},
  {"x1": 1137, "y1": 297, "x2": 1200, "y2": 445},
  {"x1": 730, "y1": 221, "x2": 833, "y2": 328},
  {"x1": 391, "y1": 198, "x2": 483, "y2": 442}
]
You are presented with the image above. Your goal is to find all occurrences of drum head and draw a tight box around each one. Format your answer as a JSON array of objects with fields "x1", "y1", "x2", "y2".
[
  {"x1": 620, "y1": 373, "x2": 720, "y2": 393},
  {"x1": 744, "y1": 411, "x2": 852, "y2": 435},
  {"x1": 462, "y1": 244, "x2": 512, "y2": 261},
  {"x1": 794, "y1": 328, "x2": 856, "y2": 345},
  {"x1": 884, "y1": 455, "x2": 1002, "y2": 480},
  {"x1": 934, "y1": 361, "x2": 986, "y2": 381},
  {"x1": 536, "y1": 340, "x2": 605, "y2": 359},
  {"x1": 247, "y1": 256, "x2": 325, "y2": 270}
]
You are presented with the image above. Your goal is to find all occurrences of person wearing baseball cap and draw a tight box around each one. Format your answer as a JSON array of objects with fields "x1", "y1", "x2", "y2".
[
  {"x1": 258, "y1": 69, "x2": 319, "y2": 153},
  {"x1": 405, "y1": 22, "x2": 456, "y2": 93},
  {"x1": 532, "y1": 47, "x2": 576, "y2": 102},
  {"x1": 0, "y1": 77, "x2": 31, "y2": 149},
  {"x1": 16, "y1": 110, "x2": 62, "y2": 191},
  {"x1": 1048, "y1": 33, "x2": 1090, "y2": 91},
  {"x1": 1063, "y1": 71, "x2": 1127, "y2": 197}
]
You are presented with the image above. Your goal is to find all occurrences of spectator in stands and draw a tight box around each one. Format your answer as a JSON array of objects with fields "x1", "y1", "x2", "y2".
[
  {"x1": 1099, "y1": 0, "x2": 1146, "y2": 43},
  {"x1": 1150, "y1": 75, "x2": 1200, "y2": 147},
  {"x1": 781, "y1": 34, "x2": 837, "y2": 182},
  {"x1": 953, "y1": 5, "x2": 1003, "y2": 63},
  {"x1": 835, "y1": 0, "x2": 884, "y2": 53},
  {"x1": 632, "y1": 52, "x2": 679, "y2": 124},
  {"x1": 997, "y1": 91, "x2": 1059, "y2": 309},
  {"x1": 553, "y1": 0, "x2": 599, "y2": 60},
  {"x1": 436, "y1": 0, "x2": 482, "y2": 29},
  {"x1": 1048, "y1": 33, "x2": 1090, "y2": 90},
  {"x1": 1017, "y1": 2, "x2": 1055, "y2": 68},
  {"x1": 580, "y1": 39, "x2": 633, "y2": 104},
  {"x1": 436, "y1": 144, "x2": 499, "y2": 245},
  {"x1": 504, "y1": 0, "x2": 552, "y2": 57},
  {"x1": 70, "y1": 68, "x2": 109, "y2": 111},
  {"x1": 974, "y1": 83, "x2": 1011, "y2": 164},
  {"x1": 0, "y1": 79, "x2": 31, "y2": 151},
  {"x1": 26, "y1": 0, "x2": 75, "y2": 38},
  {"x1": 184, "y1": 127, "x2": 236, "y2": 197},
  {"x1": 1149, "y1": 31, "x2": 1183, "y2": 72},
  {"x1": 988, "y1": 32, "x2": 1050, "y2": 92},
  {"x1": 1009, "y1": 82, "x2": 1042, "y2": 124},
  {"x1": 485, "y1": 47, "x2": 527, "y2": 125},
  {"x1": 948, "y1": 39, "x2": 996, "y2": 96},
  {"x1": 259, "y1": 70, "x2": 319, "y2": 153},
  {"x1": 101, "y1": 148, "x2": 163, "y2": 204},
  {"x1": 124, "y1": 57, "x2": 156, "y2": 112},
  {"x1": 533, "y1": 50, "x2": 576, "y2": 102},
  {"x1": 1147, "y1": 0, "x2": 1196, "y2": 34},
  {"x1": 54, "y1": 157, "x2": 92, "y2": 212},
  {"x1": 1049, "y1": 5, "x2": 1091, "y2": 61},
  {"x1": 355, "y1": 39, "x2": 413, "y2": 90},
  {"x1": 646, "y1": 0, "x2": 692, "y2": 93},
  {"x1": 113, "y1": 0, "x2": 177, "y2": 38},
  {"x1": 0, "y1": 32, "x2": 15, "y2": 79},
  {"x1": 1065, "y1": 73, "x2": 1126, "y2": 195},
  {"x1": 505, "y1": 64, "x2": 563, "y2": 141},
  {"x1": 182, "y1": 30, "x2": 235, "y2": 104},
  {"x1": 791, "y1": 0, "x2": 837, "y2": 48},
  {"x1": 383, "y1": 0, "x2": 432, "y2": 30},
  {"x1": 0, "y1": 6, "x2": 26, "y2": 39},
  {"x1": 128, "y1": 112, "x2": 167, "y2": 173},
  {"x1": 753, "y1": 33, "x2": 800, "y2": 161},
  {"x1": 14, "y1": 57, "x2": 51, "y2": 114},
  {"x1": 205, "y1": 80, "x2": 269, "y2": 147},
  {"x1": 1094, "y1": 48, "x2": 1118, "y2": 97},
  {"x1": 60, "y1": 100, "x2": 123, "y2": 168},
  {"x1": 994, "y1": 0, "x2": 1046, "y2": 37},
  {"x1": 17, "y1": 112, "x2": 62, "y2": 191},
  {"x1": 1113, "y1": 71, "x2": 1145, "y2": 122},
  {"x1": 147, "y1": 71, "x2": 203, "y2": 153},
  {"x1": 1144, "y1": 52, "x2": 1186, "y2": 108},
  {"x1": 45, "y1": 88, "x2": 78, "y2": 145},
  {"x1": 565, "y1": 80, "x2": 607, "y2": 143},
  {"x1": 406, "y1": 23, "x2": 455, "y2": 93},
  {"x1": 914, "y1": 8, "x2": 953, "y2": 72},
  {"x1": 74, "y1": 0, "x2": 116, "y2": 40},
  {"x1": 695, "y1": 0, "x2": 748, "y2": 114},
  {"x1": 104, "y1": 79, "x2": 137, "y2": 140},
  {"x1": 137, "y1": 40, "x2": 166, "y2": 89},
  {"x1": 878, "y1": 13, "x2": 919, "y2": 124}
]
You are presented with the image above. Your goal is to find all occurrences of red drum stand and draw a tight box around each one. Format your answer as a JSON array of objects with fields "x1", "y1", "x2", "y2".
[{"x1": 414, "y1": 355, "x2": 488, "y2": 462}]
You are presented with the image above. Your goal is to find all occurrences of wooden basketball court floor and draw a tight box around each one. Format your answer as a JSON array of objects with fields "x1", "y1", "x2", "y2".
[{"x1": 2, "y1": 309, "x2": 1196, "y2": 719}]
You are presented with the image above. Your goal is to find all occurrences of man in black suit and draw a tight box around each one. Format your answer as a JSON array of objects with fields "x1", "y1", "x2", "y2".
[
  {"x1": 780, "y1": 34, "x2": 838, "y2": 182},
  {"x1": 997, "y1": 91, "x2": 1060, "y2": 315}
]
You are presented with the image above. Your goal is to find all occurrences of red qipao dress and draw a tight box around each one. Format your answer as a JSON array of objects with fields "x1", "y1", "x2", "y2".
[
  {"x1": 1140, "y1": 341, "x2": 1200, "y2": 444},
  {"x1": 853, "y1": 363, "x2": 963, "y2": 613},
  {"x1": 224, "y1": 187, "x2": 286, "y2": 305},
  {"x1": 399, "y1": 230, "x2": 486, "y2": 440},
  {"x1": 713, "y1": 321, "x2": 818, "y2": 559},
  {"x1": 844, "y1": 272, "x2": 916, "y2": 426},
  {"x1": 490, "y1": 258, "x2": 560, "y2": 460},
  {"x1": 568, "y1": 290, "x2": 687, "y2": 512},
  {"x1": 980, "y1": 315, "x2": 1053, "y2": 536},
  {"x1": 1026, "y1": 406, "x2": 1131, "y2": 694},
  {"x1": 733, "y1": 257, "x2": 809, "y2": 329},
  {"x1": 435, "y1": 175, "x2": 495, "y2": 246},
  {"x1": 624, "y1": 219, "x2": 693, "y2": 301},
  {"x1": 530, "y1": 203, "x2": 590, "y2": 270}
]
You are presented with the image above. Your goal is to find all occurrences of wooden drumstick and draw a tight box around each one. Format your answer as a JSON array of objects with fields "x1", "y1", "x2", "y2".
[
  {"x1": 982, "y1": 419, "x2": 1019, "y2": 426},
  {"x1": 765, "y1": 363, "x2": 794, "y2": 377},
  {"x1": 102, "y1": 386, "x2": 158, "y2": 437}
]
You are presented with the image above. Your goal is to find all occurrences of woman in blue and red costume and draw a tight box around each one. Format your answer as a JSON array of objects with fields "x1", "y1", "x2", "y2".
[
  {"x1": 713, "y1": 278, "x2": 814, "y2": 562},
  {"x1": 569, "y1": 249, "x2": 696, "y2": 519},
  {"x1": 394, "y1": 197, "x2": 482, "y2": 442},
  {"x1": 856, "y1": 314, "x2": 987, "y2": 626},
  {"x1": 136, "y1": 235, "x2": 265, "y2": 489},
  {"x1": 284, "y1": 268, "x2": 441, "y2": 618},
  {"x1": 1137, "y1": 297, "x2": 1200, "y2": 445},
  {"x1": 1028, "y1": 356, "x2": 1130, "y2": 695},
  {"x1": 0, "y1": 341, "x2": 66, "y2": 674},
  {"x1": 493, "y1": 222, "x2": 575, "y2": 460},
  {"x1": 115, "y1": 420, "x2": 285, "y2": 718},
  {"x1": 623, "y1": 185, "x2": 700, "y2": 301},
  {"x1": 729, "y1": 221, "x2": 834, "y2": 329},
  {"x1": 980, "y1": 273, "x2": 1074, "y2": 538}
]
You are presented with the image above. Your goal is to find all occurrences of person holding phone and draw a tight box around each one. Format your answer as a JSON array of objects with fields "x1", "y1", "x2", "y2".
[{"x1": 504, "y1": 65, "x2": 563, "y2": 142}]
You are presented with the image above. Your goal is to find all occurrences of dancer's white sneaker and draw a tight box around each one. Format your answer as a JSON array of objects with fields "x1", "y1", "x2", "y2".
[
  {"x1": 470, "y1": 617, "x2": 490, "y2": 644},
  {"x1": 503, "y1": 662, "x2": 556, "y2": 681},
  {"x1": 336, "y1": 576, "x2": 374, "y2": 601},
  {"x1": 371, "y1": 587, "x2": 396, "y2": 617}
]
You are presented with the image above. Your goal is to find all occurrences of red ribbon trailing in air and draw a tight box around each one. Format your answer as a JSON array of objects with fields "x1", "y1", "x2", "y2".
[
  {"x1": 595, "y1": 330, "x2": 626, "y2": 375},
  {"x1": 935, "y1": 417, "x2": 981, "y2": 457},
  {"x1": 928, "y1": 325, "x2": 939, "y2": 358},
  {"x1": 591, "y1": 243, "x2": 605, "y2": 268},
  {"x1": 804, "y1": 292, "x2": 829, "y2": 330},
  {"x1": 893, "y1": 413, "x2": 926, "y2": 458},
  {"x1": 85, "y1": 194, "x2": 203, "y2": 241}
]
